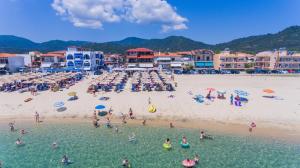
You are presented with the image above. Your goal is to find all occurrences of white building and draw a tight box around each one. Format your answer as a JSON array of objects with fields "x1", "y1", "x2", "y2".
[
  {"x1": 0, "y1": 53, "x2": 25, "y2": 72},
  {"x1": 66, "y1": 47, "x2": 104, "y2": 71}
]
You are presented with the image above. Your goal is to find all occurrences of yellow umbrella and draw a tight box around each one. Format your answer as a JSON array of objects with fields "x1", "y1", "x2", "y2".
[{"x1": 68, "y1": 92, "x2": 77, "y2": 97}]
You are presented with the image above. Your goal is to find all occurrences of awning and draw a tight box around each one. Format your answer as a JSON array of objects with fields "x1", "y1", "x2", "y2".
[
  {"x1": 139, "y1": 63, "x2": 153, "y2": 68},
  {"x1": 0, "y1": 64, "x2": 7, "y2": 68},
  {"x1": 41, "y1": 63, "x2": 52, "y2": 68},
  {"x1": 156, "y1": 57, "x2": 171, "y2": 61},
  {"x1": 128, "y1": 64, "x2": 137, "y2": 67},
  {"x1": 171, "y1": 63, "x2": 182, "y2": 67}
]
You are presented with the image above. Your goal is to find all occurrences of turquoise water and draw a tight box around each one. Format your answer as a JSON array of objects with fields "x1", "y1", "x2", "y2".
[{"x1": 0, "y1": 122, "x2": 299, "y2": 168}]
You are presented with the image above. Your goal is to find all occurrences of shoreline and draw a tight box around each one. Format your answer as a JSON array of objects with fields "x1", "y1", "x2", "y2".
[{"x1": 1, "y1": 116, "x2": 300, "y2": 144}]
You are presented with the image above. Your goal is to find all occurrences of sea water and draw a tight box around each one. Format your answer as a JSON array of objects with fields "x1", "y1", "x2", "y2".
[{"x1": 0, "y1": 122, "x2": 299, "y2": 168}]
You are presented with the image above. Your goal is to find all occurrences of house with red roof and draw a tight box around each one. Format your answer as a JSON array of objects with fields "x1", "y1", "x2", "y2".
[
  {"x1": 40, "y1": 51, "x2": 66, "y2": 68},
  {"x1": 126, "y1": 48, "x2": 154, "y2": 68}
]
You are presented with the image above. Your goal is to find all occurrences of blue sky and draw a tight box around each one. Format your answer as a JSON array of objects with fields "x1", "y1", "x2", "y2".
[{"x1": 0, "y1": 0, "x2": 300, "y2": 44}]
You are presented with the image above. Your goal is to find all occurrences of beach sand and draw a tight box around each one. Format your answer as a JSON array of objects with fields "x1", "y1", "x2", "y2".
[{"x1": 1, "y1": 74, "x2": 300, "y2": 141}]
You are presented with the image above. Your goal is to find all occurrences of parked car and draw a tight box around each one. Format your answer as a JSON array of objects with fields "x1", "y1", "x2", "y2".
[
  {"x1": 94, "y1": 70, "x2": 103, "y2": 75},
  {"x1": 0, "y1": 70, "x2": 8, "y2": 75}
]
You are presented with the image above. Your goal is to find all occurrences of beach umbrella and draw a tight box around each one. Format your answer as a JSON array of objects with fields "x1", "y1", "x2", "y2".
[
  {"x1": 234, "y1": 90, "x2": 249, "y2": 96},
  {"x1": 217, "y1": 90, "x2": 226, "y2": 94},
  {"x1": 54, "y1": 101, "x2": 64, "y2": 108},
  {"x1": 206, "y1": 88, "x2": 215, "y2": 92},
  {"x1": 263, "y1": 89, "x2": 274, "y2": 94},
  {"x1": 68, "y1": 92, "x2": 77, "y2": 97},
  {"x1": 95, "y1": 105, "x2": 106, "y2": 110}
]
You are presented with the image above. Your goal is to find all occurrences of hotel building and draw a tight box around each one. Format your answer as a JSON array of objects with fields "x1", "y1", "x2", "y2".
[
  {"x1": 40, "y1": 51, "x2": 66, "y2": 68},
  {"x1": 192, "y1": 49, "x2": 214, "y2": 69},
  {"x1": 214, "y1": 50, "x2": 255, "y2": 70},
  {"x1": 126, "y1": 48, "x2": 155, "y2": 68},
  {"x1": 66, "y1": 47, "x2": 104, "y2": 71}
]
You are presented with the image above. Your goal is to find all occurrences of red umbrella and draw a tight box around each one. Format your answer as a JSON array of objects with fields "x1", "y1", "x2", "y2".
[{"x1": 206, "y1": 88, "x2": 215, "y2": 92}]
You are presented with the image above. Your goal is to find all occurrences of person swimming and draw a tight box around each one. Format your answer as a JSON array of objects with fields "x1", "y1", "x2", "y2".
[
  {"x1": 9, "y1": 122, "x2": 15, "y2": 132},
  {"x1": 122, "y1": 158, "x2": 130, "y2": 167},
  {"x1": 182, "y1": 136, "x2": 188, "y2": 144},
  {"x1": 52, "y1": 142, "x2": 58, "y2": 149},
  {"x1": 61, "y1": 155, "x2": 70, "y2": 165},
  {"x1": 165, "y1": 138, "x2": 171, "y2": 145},
  {"x1": 194, "y1": 154, "x2": 200, "y2": 164},
  {"x1": 200, "y1": 131, "x2": 205, "y2": 140},
  {"x1": 128, "y1": 133, "x2": 136, "y2": 142},
  {"x1": 16, "y1": 138, "x2": 24, "y2": 146},
  {"x1": 115, "y1": 127, "x2": 119, "y2": 133}
]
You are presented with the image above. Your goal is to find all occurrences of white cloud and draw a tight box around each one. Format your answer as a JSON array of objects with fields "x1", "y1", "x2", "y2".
[{"x1": 51, "y1": 0, "x2": 188, "y2": 32}]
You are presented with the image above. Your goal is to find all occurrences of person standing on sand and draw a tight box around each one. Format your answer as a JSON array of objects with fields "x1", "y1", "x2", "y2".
[
  {"x1": 230, "y1": 94, "x2": 234, "y2": 105},
  {"x1": 34, "y1": 112, "x2": 40, "y2": 123},
  {"x1": 148, "y1": 97, "x2": 151, "y2": 104}
]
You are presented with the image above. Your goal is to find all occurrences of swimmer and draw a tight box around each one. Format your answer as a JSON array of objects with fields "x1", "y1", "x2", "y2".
[
  {"x1": 52, "y1": 142, "x2": 58, "y2": 149},
  {"x1": 8, "y1": 122, "x2": 15, "y2": 132},
  {"x1": 122, "y1": 158, "x2": 130, "y2": 167},
  {"x1": 20, "y1": 129, "x2": 27, "y2": 135},
  {"x1": 169, "y1": 122, "x2": 174, "y2": 128},
  {"x1": 165, "y1": 138, "x2": 171, "y2": 145},
  {"x1": 182, "y1": 136, "x2": 187, "y2": 144},
  {"x1": 194, "y1": 154, "x2": 200, "y2": 164},
  {"x1": 200, "y1": 131, "x2": 205, "y2": 140},
  {"x1": 128, "y1": 133, "x2": 136, "y2": 142},
  {"x1": 61, "y1": 155, "x2": 70, "y2": 165},
  {"x1": 16, "y1": 138, "x2": 23, "y2": 145},
  {"x1": 115, "y1": 126, "x2": 119, "y2": 133}
]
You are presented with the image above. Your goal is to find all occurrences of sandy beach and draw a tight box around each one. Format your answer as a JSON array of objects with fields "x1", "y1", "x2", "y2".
[{"x1": 1, "y1": 74, "x2": 300, "y2": 140}]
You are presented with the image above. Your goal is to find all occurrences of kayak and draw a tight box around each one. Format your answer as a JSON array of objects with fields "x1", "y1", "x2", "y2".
[
  {"x1": 182, "y1": 159, "x2": 195, "y2": 167},
  {"x1": 180, "y1": 142, "x2": 190, "y2": 148},
  {"x1": 163, "y1": 143, "x2": 172, "y2": 150}
]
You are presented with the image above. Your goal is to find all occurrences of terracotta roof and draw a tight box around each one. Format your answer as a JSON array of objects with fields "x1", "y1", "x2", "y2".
[
  {"x1": 127, "y1": 48, "x2": 153, "y2": 53},
  {"x1": 48, "y1": 50, "x2": 66, "y2": 54},
  {"x1": 154, "y1": 52, "x2": 181, "y2": 57},
  {"x1": 127, "y1": 55, "x2": 154, "y2": 59},
  {"x1": 0, "y1": 53, "x2": 16, "y2": 58}
]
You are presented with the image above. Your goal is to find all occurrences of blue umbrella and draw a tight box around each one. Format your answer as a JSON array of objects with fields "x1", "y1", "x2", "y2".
[
  {"x1": 54, "y1": 101, "x2": 64, "y2": 108},
  {"x1": 234, "y1": 90, "x2": 249, "y2": 96},
  {"x1": 95, "y1": 105, "x2": 106, "y2": 110}
]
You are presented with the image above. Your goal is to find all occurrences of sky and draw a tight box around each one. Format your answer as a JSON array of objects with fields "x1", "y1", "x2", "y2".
[{"x1": 0, "y1": 0, "x2": 300, "y2": 44}]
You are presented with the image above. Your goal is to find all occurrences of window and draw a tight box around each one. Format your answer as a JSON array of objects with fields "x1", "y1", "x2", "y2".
[
  {"x1": 67, "y1": 54, "x2": 74, "y2": 60},
  {"x1": 84, "y1": 62, "x2": 91, "y2": 67},
  {"x1": 84, "y1": 54, "x2": 90, "y2": 60},
  {"x1": 67, "y1": 61, "x2": 74, "y2": 67},
  {"x1": 96, "y1": 60, "x2": 100, "y2": 65},
  {"x1": 74, "y1": 53, "x2": 83, "y2": 59}
]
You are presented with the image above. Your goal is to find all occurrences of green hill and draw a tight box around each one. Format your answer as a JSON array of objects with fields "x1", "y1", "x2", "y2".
[{"x1": 1, "y1": 26, "x2": 300, "y2": 54}]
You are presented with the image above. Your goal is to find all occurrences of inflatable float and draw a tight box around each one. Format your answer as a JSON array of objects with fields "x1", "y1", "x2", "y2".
[
  {"x1": 182, "y1": 159, "x2": 195, "y2": 168},
  {"x1": 163, "y1": 143, "x2": 172, "y2": 150},
  {"x1": 180, "y1": 142, "x2": 190, "y2": 148}
]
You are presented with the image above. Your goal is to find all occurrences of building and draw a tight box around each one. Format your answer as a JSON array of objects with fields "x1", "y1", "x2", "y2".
[
  {"x1": 126, "y1": 48, "x2": 155, "y2": 68},
  {"x1": 191, "y1": 49, "x2": 214, "y2": 69},
  {"x1": 255, "y1": 49, "x2": 300, "y2": 71},
  {"x1": 255, "y1": 51, "x2": 278, "y2": 70},
  {"x1": 214, "y1": 50, "x2": 255, "y2": 70},
  {"x1": 104, "y1": 54, "x2": 125, "y2": 67},
  {"x1": 40, "y1": 51, "x2": 66, "y2": 69},
  {"x1": 154, "y1": 52, "x2": 183, "y2": 69},
  {"x1": 29, "y1": 51, "x2": 42, "y2": 68},
  {"x1": 66, "y1": 47, "x2": 104, "y2": 71},
  {"x1": 0, "y1": 53, "x2": 25, "y2": 72},
  {"x1": 276, "y1": 50, "x2": 300, "y2": 70}
]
